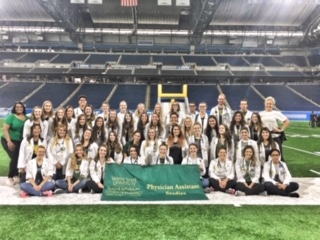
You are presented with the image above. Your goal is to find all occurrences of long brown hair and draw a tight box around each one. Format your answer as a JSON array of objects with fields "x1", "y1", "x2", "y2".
[{"x1": 166, "y1": 124, "x2": 186, "y2": 148}]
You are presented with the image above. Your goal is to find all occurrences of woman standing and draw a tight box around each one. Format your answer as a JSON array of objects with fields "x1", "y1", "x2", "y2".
[
  {"x1": 106, "y1": 109, "x2": 122, "y2": 142},
  {"x1": 84, "y1": 104, "x2": 96, "y2": 128},
  {"x1": 47, "y1": 124, "x2": 74, "y2": 180},
  {"x1": 23, "y1": 106, "x2": 48, "y2": 140},
  {"x1": 106, "y1": 131, "x2": 123, "y2": 164},
  {"x1": 1, "y1": 102, "x2": 28, "y2": 185},
  {"x1": 71, "y1": 114, "x2": 88, "y2": 146},
  {"x1": 248, "y1": 112, "x2": 264, "y2": 141},
  {"x1": 18, "y1": 124, "x2": 47, "y2": 183},
  {"x1": 20, "y1": 146, "x2": 54, "y2": 197},
  {"x1": 121, "y1": 112, "x2": 135, "y2": 146},
  {"x1": 166, "y1": 124, "x2": 188, "y2": 165},
  {"x1": 55, "y1": 144, "x2": 89, "y2": 194},
  {"x1": 92, "y1": 116, "x2": 108, "y2": 146},
  {"x1": 257, "y1": 127, "x2": 279, "y2": 166},
  {"x1": 229, "y1": 110, "x2": 248, "y2": 146},
  {"x1": 86, "y1": 145, "x2": 114, "y2": 193},
  {"x1": 235, "y1": 145, "x2": 265, "y2": 196},
  {"x1": 81, "y1": 129, "x2": 99, "y2": 161},
  {"x1": 205, "y1": 115, "x2": 219, "y2": 144},
  {"x1": 135, "y1": 112, "x2": 149, "y2": 142},
  {"x1": 210, "y1": 124, "x2": 234, "y2": 162},
  {"x1": 145, "y1": 113, "x2": 165, "y2": 140},
  {"x1": 98, "y1": 101, "x2": 110, "y2": 124},
  {"x1": 51, "y1": 107, "x2": 68, "y2": 137},
  {"x1": 65, "y1": 105, "x2": 76, "y2": 137},
  {"x1": 259, "y1": 96, "x2": 290, "y2": 159},
  {"x1": 41, "y1": 100, "x2": 54, "y2": 141},
  {"x1": 182, "y1": 116, "x2": 194, "y2": 141},
  {"x1": 140, "y1": 127, "x2": 162, "y2": 165}
]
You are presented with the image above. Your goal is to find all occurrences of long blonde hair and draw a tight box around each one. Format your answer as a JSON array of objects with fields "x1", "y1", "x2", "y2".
[
  {"x1": 50, "y1": 124, "x2": 72, "y2": 152},
  {"x1": 69, "y1": 144, "x2": 86, "y2": 170}
]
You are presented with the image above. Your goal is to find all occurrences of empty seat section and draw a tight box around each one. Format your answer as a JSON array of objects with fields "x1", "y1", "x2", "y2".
[
  {"x1": 188, "y1": 85, "x2": 219, "y2": 109},
  {"x1": 153, "y1": 56, "x2": 183, "y2": 66},
  {"x1": 0, "y1": 82, "x2": 41, "y2": 108},
  {"x1": 279, "y1": 56, "x2": 308, "y2": 67},
  {"x1": 268, "y1": 71, "x2": 304, "y2": 77},
  {"x1": 244, "y1": 56, "x2": 282, "y2": 66},
  {"x1": 196, "y1": 70, "x2": 232, "y2": 76},
  {"x1": 213, "y1": 56, "x2": 249, "y2": 66},
  {"x1": 219, "y1": 85, "x2": 264, "y2": 111},
  {"x1": 254, "y1": 85, "x2": 319, "y2": 111},
  {"x1": 230, "y1": 71, "x2": 268, "y2": 77},
  {"x1": 106, "y1": 69, "x2": 132, "y2": 76},
  {"x1": 30, "y1": 68, "x2": 69, "y2": 74},
  {"x1": 51, "y1": 53, "x2": 89, "y2": 64},
  {"x1": 64, "y1": 84, "x2": 114, "y2": 109},
  {"x1": 68, "y1": 68, "x2": 105, "y2": 74},
  {"x1": 308, "y1": 56, "x2": 320, "y2": 67},
  {"x1": 0, "y1": 52, "x2": 25, "y2": 61},
  {"x1": 24, "y1": 83, "x2": 79, "y2": 108},
  {"x1": 183, "y1": 56, "x2": 216, "y2": 66},
  {"x1": 161, "y1": 70, "x2": 195, "y2": 76},
  {"x1": 16, "y1": 53, "x2": 57, "y2": 63},
  {"x1": 0, "y1": 67, "x2": 31, "y2": 73},
  {"x1": 134, "y1": 68, "x2": 158, "y2": 76},
  {"x1": 109, "y1": 84, "x2": 146, "y2": 110},
  {"x1": 85, "y1": 54, "x2": 120, "y2": 64},
  {"x1": 289, "y1": 85, "x2": 320, "y2": 105},
  {"x1": 120, "y1": 55, "x2": 150, "y2": 65}
]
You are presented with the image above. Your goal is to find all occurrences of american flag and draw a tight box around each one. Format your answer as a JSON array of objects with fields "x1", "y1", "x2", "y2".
[{"x1": 121, "y1": 0, "x2": 138, "y2": 7}]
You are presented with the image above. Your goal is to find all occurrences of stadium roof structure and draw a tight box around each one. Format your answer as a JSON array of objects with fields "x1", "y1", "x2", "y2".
[{"x1": 0, "y1": 0, "x2": 319, "y2": 47}]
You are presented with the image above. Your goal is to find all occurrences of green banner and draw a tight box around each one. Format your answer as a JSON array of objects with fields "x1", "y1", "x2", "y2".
[{"x1": 101, "y1": 164, "x2": 208, "y2": 201}]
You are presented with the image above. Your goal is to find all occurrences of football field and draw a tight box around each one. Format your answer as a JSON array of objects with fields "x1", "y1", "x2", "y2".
[{"x1": 0, "y1": 120, "x2": 319, "y2": 240}]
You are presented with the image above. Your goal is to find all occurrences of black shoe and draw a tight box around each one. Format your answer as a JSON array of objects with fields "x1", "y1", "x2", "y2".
[
  {"x1": 289, "y1": 192, "x2": 300, "y2": 198},
  {"x1": 54, "y1": 188, "x2": 66, "y2": 194}
]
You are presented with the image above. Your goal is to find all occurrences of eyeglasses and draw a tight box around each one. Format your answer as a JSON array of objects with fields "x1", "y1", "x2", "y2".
[{"x1": 271, "y1": 154, "x2": 280, "y2": 156}]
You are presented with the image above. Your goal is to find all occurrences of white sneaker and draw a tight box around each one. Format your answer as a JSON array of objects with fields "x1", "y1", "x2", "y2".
[
  {"x1": 78, "y1": 189, "x2": 82, "y2": 194},
  {"x1": 90, "y1": 189, "x2": 95, "y2": 194},
  {"x1": 6, "y1": 178, "x2": 14, "y2": 186},
  {"x1": 235, "y1": 191, "x2": 246, "y2": 196},
  {"x1": 259, "y1": 191, "x2": 267, "y2": 196},
  {"x1": 13, "y1": 176, "x2": 20, "y2": 185}
]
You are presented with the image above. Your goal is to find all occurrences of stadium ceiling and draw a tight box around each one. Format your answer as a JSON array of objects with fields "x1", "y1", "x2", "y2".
[{"x1": 0, "y1": 0, "x2": 319, "y2": 45}]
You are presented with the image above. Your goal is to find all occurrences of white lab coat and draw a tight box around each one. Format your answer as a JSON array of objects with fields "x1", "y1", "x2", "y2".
[
  {"x1": 188, "y1": 134, "x2": 209, "y2": 167},
  {"x1": 25, "y1": 157, "x2": 54, "y2": 182},
  {"x1": 18, "y1": 138, "x2": 47, "y2": 169}
]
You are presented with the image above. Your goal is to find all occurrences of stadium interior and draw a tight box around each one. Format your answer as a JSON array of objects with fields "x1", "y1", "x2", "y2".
[{"x1": 0, "y1": 0, "x2": 320, "y2": 112}]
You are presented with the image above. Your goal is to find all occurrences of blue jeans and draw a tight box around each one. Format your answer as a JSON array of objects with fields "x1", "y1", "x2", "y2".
[
  {"x1": 55, "y1": 179, "x2": 87, "y2": 193},
  {"x1": 20, "y1": 181, "x2": 55, "y2": 196}
]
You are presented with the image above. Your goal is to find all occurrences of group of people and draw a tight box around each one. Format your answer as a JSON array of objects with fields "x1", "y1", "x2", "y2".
[{"x1": 1, "y1": 93, "x2": 300, "y2": 198}]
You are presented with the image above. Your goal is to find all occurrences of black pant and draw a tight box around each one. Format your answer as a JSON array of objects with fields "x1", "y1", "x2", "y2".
[
  {"x1": 235, "y1": 182, "x2": 265, "y2": 195},
  {"x1": 273, "y1": 136, "x2": 284, "y2": 161},
  {"x1": 209, "y1": 178, "x2": 236, "y2": 192},
  {"x1": 1, "y1": 137, "x2": 21, "y2": 178},
  {"x1": 264, "y1": 182, "x2": 299, "y2": 196},
  {"x1": 86, "y1": 180, "x2": 103, "y2": 193}
]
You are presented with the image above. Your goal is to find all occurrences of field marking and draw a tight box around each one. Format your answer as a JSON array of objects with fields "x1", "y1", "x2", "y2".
[
  {"x1": 283, "y1": 145, "x2": 320, "y2": 156},
  {"x1": 310, "y1": 170, "x2": 320, "y2": 176}
]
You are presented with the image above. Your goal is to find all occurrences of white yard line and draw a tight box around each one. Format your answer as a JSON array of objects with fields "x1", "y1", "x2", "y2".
[
  {"x1": 283, "y1": 145, "x2": 320, "y2": 156},
  {"x1": 310, "y1": 170, "x2": 320, "y2": 176}
]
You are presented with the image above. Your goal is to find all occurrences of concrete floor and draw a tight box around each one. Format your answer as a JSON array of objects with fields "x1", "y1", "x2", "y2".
[{"x1": 0, "y1": 177, "x2": 319, "y2": 206}]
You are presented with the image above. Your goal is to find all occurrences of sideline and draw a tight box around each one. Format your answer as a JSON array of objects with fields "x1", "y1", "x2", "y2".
[
  {"x1": 310, "y1": 170, "x2": 320, "y2": 176},
  {"x1": 283, "y1": 145, "x2": 320, "y2": 156}
]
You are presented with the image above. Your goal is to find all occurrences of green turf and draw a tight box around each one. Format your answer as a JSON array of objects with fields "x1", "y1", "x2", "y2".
[
  {"x1": 0, "y1": 119, "x2": 319, "y2": 177},
  {"x1": 0, "y1": 205, "x2": 319, "y2": 240}
]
